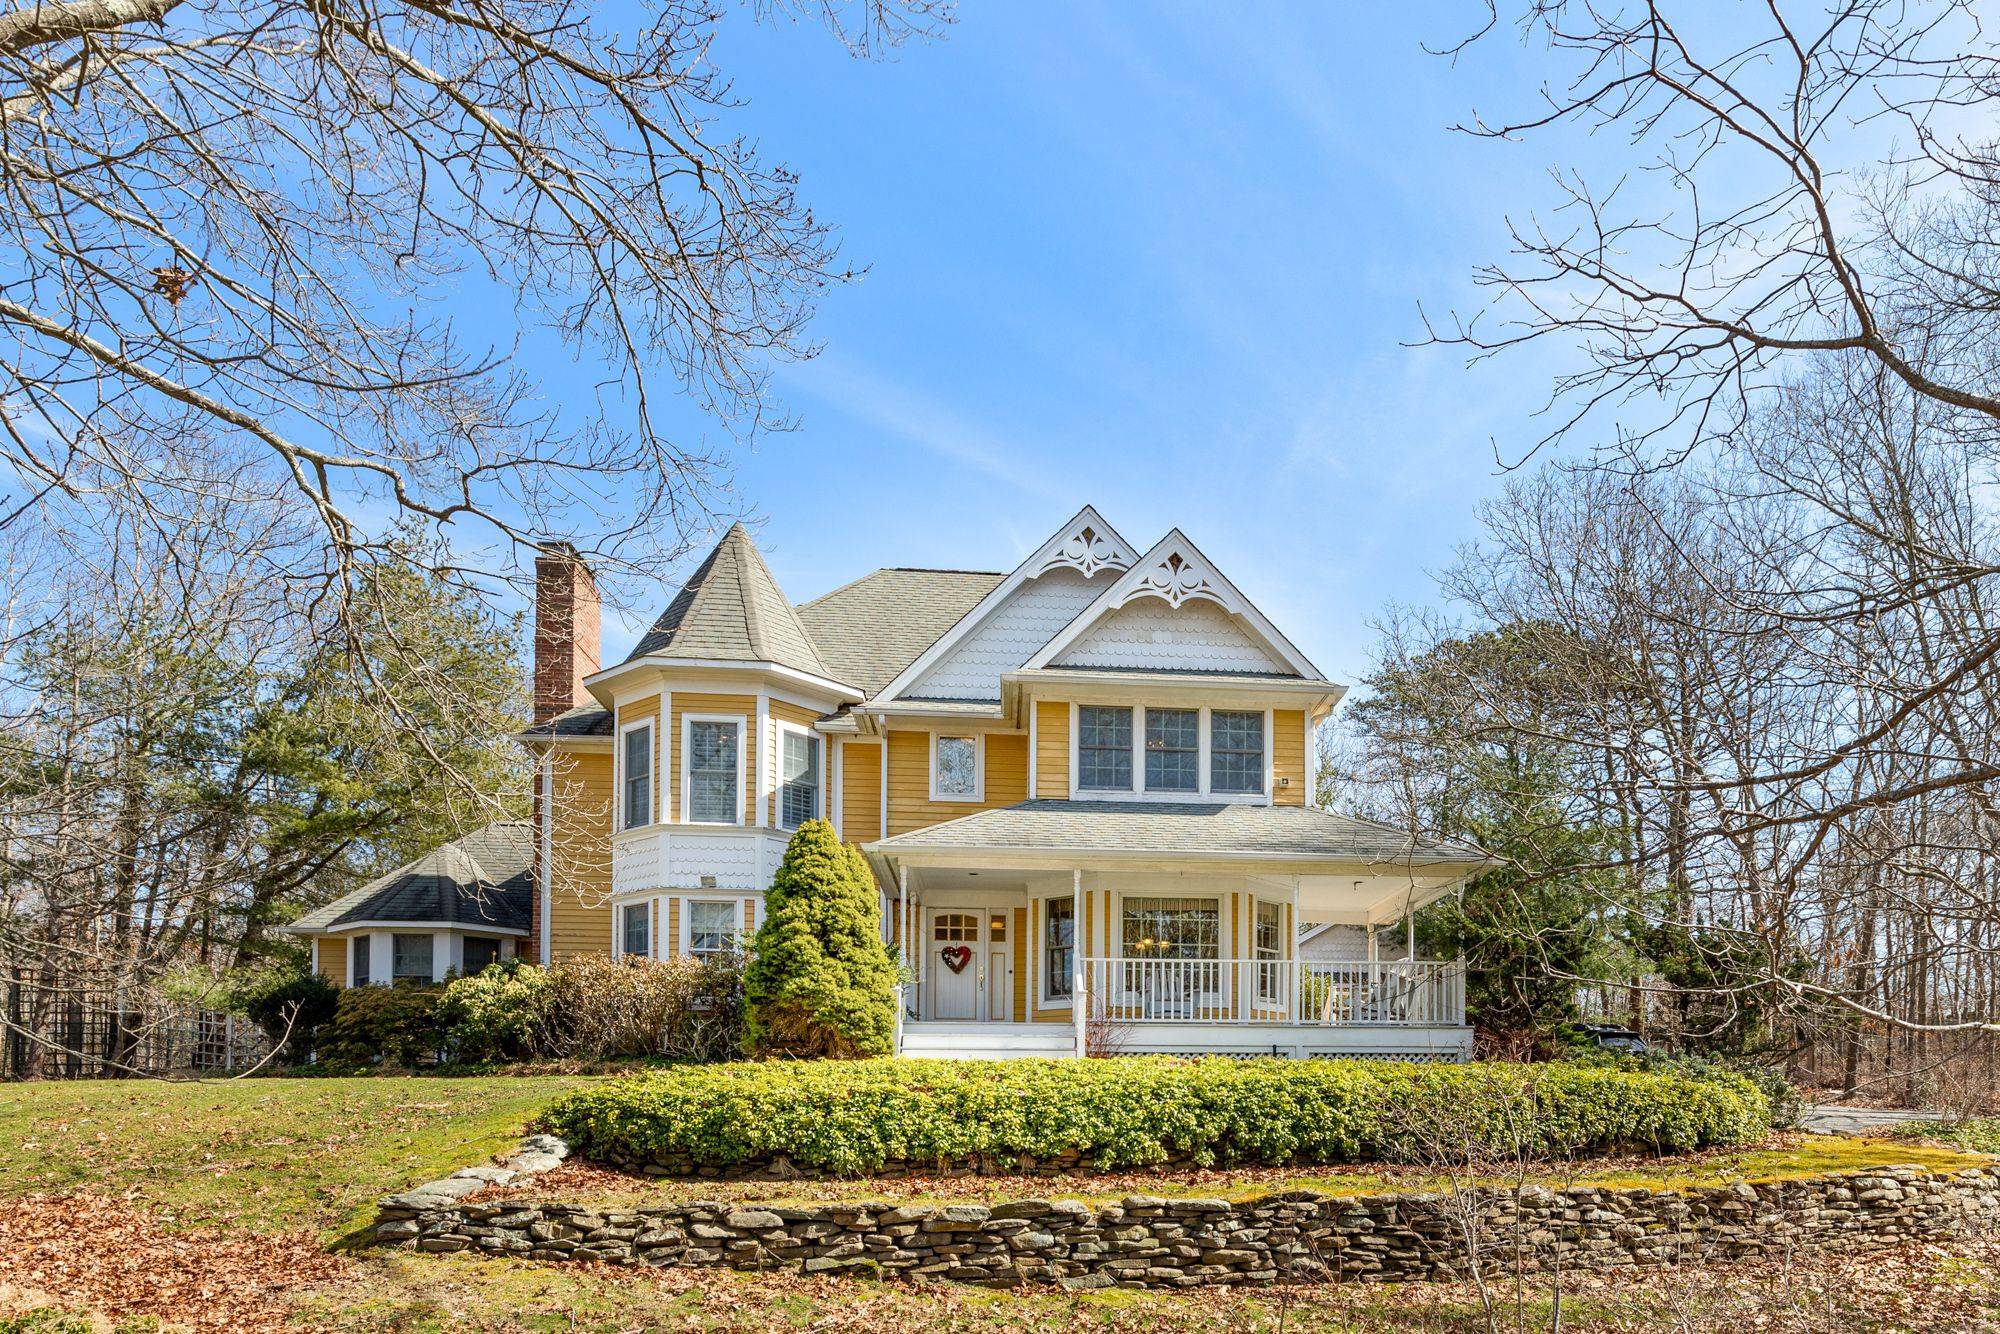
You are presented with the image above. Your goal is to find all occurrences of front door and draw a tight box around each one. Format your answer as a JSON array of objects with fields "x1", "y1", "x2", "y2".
[{"x1": 927, "y1": 910, "x2": 982, "y2": 1020}]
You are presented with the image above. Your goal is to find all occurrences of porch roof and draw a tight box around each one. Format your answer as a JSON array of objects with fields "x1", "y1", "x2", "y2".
[{"x1": 865, "y1": 800, "x2": 1486, "y2": 870}]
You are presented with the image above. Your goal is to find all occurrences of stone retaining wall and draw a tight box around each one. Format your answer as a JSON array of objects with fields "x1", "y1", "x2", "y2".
[{"x1": 376, "y1": 1162, "x2": 2000, "y2": 1289}]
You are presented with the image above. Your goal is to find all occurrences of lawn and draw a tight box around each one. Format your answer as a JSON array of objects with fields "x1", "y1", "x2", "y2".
[{"x1": 1, "y1": 1075, "x2": 1997, "y2": 1333}]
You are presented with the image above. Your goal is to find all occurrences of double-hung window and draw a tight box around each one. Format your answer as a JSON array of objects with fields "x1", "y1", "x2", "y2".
[
  {"x1": 1044, "y1": 897, "x2": 1075, "y2": 999},
  {"x1": 687, "y1": 901, "x2": 736, "y2": 958},
  {"x1": 780, "y1": 730, "x2": 821, "y2": 827},
  {"x1": 686, "y1": 719, "x2": 740, "y2": 823},
  {"x1": 621, "y1": 902, "x2": 650, "y2": 958},
  {"x1": 621, "y1": 723, "x2": 653, "y2": 829},
  {"x1": 392, "y1": 932, "x2": 433, "y2": 982},
  {"x1": 1144, "y1": 708, "x2": 1198, "y2": 792},
  {"x1": 1077, "y1": 706, "x2": 1133, "y2": 791},
  {"x1": 1210, "y1": 710, "x2": 1265, "y2": 794}
]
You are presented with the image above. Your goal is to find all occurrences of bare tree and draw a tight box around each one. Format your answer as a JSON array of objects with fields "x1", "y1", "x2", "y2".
[
  {"x1": 1436, "y1": 0, "x2": 2000, "y2": 458},
  {"x1": 0, "y1": 0, "x2": 946, "y2": 593}
]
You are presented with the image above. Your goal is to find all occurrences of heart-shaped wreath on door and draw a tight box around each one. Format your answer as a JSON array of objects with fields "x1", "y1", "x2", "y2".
[{"x1": 940, "y1": 945, "x2": 973, "y2": 974}]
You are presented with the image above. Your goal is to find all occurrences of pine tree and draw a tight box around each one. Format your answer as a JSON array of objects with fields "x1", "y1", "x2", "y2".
[{"x1": 744, "y1": 820, "x2": 898, "y2": 1058}]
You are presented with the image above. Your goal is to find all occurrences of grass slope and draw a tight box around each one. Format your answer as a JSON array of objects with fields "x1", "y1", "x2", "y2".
[{"x1": 0, "y1": 1075, "x2": 598, "y2": 1238}]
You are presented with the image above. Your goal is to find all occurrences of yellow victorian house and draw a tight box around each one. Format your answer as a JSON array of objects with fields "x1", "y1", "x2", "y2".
[{"x1": 293, "y1": 506, "x2": 1487, "y2": 1059}]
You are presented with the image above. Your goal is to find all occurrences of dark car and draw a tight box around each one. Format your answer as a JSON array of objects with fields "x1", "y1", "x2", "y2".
[{"x1": 1581, "y1": 1023, "x2": 1648, "y2": 1056}]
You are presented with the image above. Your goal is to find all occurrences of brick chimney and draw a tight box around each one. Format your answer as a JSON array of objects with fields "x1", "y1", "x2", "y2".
[{"x1": 533, "y1": 543, "x2": 601, "y2": 723}]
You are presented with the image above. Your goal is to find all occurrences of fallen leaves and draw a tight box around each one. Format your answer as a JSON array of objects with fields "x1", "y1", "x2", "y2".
[{"x1": 0, "y1": 1192, "x2": 348, "y2": 1332}]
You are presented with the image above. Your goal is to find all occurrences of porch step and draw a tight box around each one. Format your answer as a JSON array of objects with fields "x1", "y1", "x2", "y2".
[{"x1": 899, "y1": 1023, "x2": 1079, "y2": 1059}]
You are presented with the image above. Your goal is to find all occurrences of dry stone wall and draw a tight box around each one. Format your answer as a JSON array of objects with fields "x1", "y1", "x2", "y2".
[{"x1": 376, "y1": 1151, "x2": 2000, "y2": 1289}]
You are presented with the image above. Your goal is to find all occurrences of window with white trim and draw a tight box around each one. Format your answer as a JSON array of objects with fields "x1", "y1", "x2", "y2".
[
  {"x1": 1210, "y1": 710, "x2": 1265, "y2": 794},
  {"x1": 352, "y1": 936, "x2": 372, "y2": 987},
  {"x1": 621, "y1": 723, "x2": 653, "y2": 829},
  {"x1": 780, "y1": 729, "x2": 821, "y2": 827},
  {"x1": 687, "y1": 719, "x2": 740, "y2": 823},
  {"x1": 1044, "y1": 898, "x2": 1075, "y2": 999},
  {"x1": 621, "y1": 902, "x2": 649, "y2": 958},
  {"x1": 1121, "y1": 897, "x2": 1220, "y2": 960},
  {"x1": 1077, "y1": 706, "x2": 1133, "y2": 791},
  {"x1": 687, "y1": 900, "x2": 736, "y2": 958},
  {"x1": 392, "y1": 932, "x2": 433, "y2": 981},
  {"x1": 1144, "y1": 707, "x2": 1198, "y2": 792},
  {"x1": 933, "y1": 735, "x2": 978, "y2": 799}
]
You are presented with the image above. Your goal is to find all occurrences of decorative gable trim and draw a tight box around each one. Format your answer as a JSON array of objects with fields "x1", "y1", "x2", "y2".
[
  {"x1": 1023, "y1": 529, "x2": 1325, "y2": 679},
  {"x1": 1033, "y1": 518, "x2": 1134, "y2": 580},
  {"x1": 871, "y1": 505, "x2": 1138, "y2": 706}
]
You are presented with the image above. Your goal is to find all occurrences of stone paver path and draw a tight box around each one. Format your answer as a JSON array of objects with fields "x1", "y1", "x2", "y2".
[{"x1": 1800, "y1": 1104, "x2": 1931, "y2": 1136}]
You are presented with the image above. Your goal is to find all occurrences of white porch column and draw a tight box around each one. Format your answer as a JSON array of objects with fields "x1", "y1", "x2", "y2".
[
  {"x1": 899, "y1": 864, "x2": 913, "y2": 1019},
  {"x1": 1071, "y1": 869, "x2": 1085, "y2": 1058},
  {"x1": 1290, "y1": 876, "x2": 1302, "y2": 1022}
]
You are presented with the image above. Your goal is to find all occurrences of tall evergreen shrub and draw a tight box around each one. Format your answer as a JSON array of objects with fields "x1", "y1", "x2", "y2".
[{"x1": 743, "y1": 820, "x2": 897, "y2": 1057}]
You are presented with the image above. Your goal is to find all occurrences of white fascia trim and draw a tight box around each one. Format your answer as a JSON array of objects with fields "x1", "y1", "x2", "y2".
[
  {"x1": 309, "y1": 920, "x2": 529, "y2": 937},
  {"x1": 1022, "y1": 528, "x2": 1328, "y2": 680},
  {"x1": 680, "y1": 712, "x2": 748, "y2": 826},
  {"x1": 870, "y1": 504, "x2": 1138, "y2": 707},
  {"x1": 586, "y1": 657, "x2": 862, "y2": 705},
  {"x1": 515, "y1": 732, "x2": 614, "y2": 753},
  {"x1": 927, "y1": 730, "x2": 986, "y2": 803}
]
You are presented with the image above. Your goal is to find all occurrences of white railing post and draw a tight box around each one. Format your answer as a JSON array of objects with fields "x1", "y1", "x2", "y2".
[
  {"x1": 892, "y1": 984, "x2": 904, "y2": 1055},
  {"x1": 1073, "y1": 966, "x2": 1087, "y2": 1058}
]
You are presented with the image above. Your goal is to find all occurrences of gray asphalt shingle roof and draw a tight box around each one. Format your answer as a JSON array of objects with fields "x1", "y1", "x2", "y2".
[
  {"x1": 290, "y1": 822, "x2": 534, "y2": 933},
  {"x1": 519, "y1": 703, "x2": 612, "y2": 740},
  {"x1": 868, "y1": 800, "x2": 1487, "y2": 865},
  {"x1": 626, "y1": 524, "x2": 832, "y2": 680},
  {"x1": 794, "y1": 567, "x2": 1004, "y2": 698}
]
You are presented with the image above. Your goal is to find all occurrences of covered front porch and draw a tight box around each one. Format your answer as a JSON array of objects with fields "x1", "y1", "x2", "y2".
[{"x1": 865, "y1": 800, "x2": 1487, "y2": 1061}]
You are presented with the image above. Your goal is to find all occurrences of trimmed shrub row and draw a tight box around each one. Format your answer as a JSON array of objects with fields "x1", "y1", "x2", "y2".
[{"x1": 540, "y1": 1056, "x2": 1771, "y2": 1176}]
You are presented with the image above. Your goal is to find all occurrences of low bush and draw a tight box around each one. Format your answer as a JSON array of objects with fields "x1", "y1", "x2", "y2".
[
  {"x1": 541, "y1": 1056, "x2": 1772, "y2": 1176},
  {"x1": 235, "y1": 967, "x2": 340, "y2": 1064},
  {"x1": 319, "y1": 983, "x2": 445, "y2": 1068},
  {"x1": 433, "y1": 954, "x2": 748, "y2": 1064},
  {"x1": 437, "y1": 961, "x2": 550, "y2": 1062}
]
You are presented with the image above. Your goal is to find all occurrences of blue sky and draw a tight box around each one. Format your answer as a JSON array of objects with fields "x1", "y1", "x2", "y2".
[{"x1": 574, "y1": 4, "x2": 1584, "y2": 683}]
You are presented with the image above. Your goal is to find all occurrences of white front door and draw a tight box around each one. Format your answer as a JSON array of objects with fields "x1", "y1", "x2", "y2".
[{"x1": 927, "y1": 910, "x2": 982, "y2": 1021}]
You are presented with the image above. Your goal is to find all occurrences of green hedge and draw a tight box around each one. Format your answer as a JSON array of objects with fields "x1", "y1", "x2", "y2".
[{"x1": 540, "y1": 1057, "x2": 1770, "y2": 1175}]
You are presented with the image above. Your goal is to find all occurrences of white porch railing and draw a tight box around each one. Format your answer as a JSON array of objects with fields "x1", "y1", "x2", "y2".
[{"x1": 1077, "y1": 958, "x2": 1465, "y2": 1027}]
